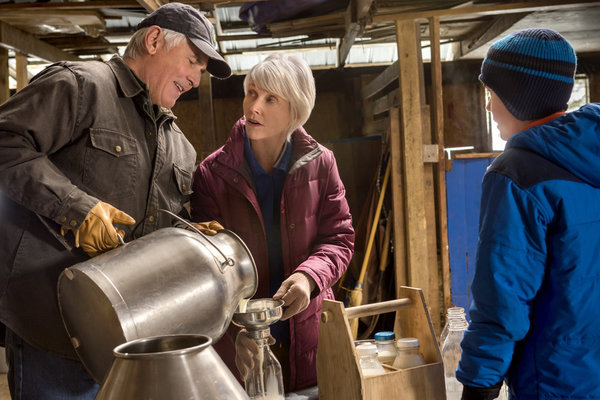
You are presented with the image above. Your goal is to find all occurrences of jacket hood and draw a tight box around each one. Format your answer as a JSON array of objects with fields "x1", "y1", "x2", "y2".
[{"x1": 507, "y1": 103, "x2": 600, "y2": 188}]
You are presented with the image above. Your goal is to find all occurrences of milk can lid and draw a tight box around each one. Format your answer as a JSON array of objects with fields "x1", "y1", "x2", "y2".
[
  {"x1": 396, "y1": 337, "x2": 420, "y2": 348},
  {"x1": 374, "y1": 331, "x2": 395, "y2": 341}
]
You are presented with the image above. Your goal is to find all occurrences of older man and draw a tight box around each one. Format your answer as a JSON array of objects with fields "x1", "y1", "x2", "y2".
[{"x1": 0, "y1": 3, "x2": 230, "y2": 399}]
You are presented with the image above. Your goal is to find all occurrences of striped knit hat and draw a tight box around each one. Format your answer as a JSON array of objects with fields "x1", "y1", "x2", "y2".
[{"x1": 479, "y1": 28, "x2": 577, "y2": 121}]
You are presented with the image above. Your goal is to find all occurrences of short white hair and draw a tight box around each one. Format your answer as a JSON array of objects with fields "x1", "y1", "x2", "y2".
[
  {"x1": 123, "y1": 27, "x2": 187, "y2": 60},
  {"x1": 243, "y1": 54, "x2": 316, "y2": 137}
]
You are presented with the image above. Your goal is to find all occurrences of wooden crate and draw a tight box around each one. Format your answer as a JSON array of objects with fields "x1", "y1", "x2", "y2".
[{"x1": 317, "y1": 286, "x2": 446, "y2": 399}]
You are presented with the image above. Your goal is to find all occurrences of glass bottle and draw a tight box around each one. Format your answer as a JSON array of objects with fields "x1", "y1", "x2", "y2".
[
  {"x1": 245, "y1": 336, "x2": 284, "y2": 400},
  {"x1": 439, "y1": 307, "x2": 466, "y2": 349},
  {"x1": 441, "y1": 312, "x2": 469, "y2": 400},
  {"x1": 392, "y1": 337, "x2": 426, "y2": 369},
  {"x1": 356, "y1": 343, "x2": 386, "y2": 377},
  {"x1": 374, "y1": 331, "x2": 398, "y2": 365}
]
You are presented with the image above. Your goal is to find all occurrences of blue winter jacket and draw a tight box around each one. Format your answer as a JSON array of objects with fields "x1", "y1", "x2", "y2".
[{"x1": 457, "y1": 103, "x2": 600, "y2": 399}]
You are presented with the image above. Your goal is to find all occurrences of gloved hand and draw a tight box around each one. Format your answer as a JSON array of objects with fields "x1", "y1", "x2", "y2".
[
  {"x1": 62, "y1": 201, "x2": 135, "y2": 257},
  {"x1": 235, "y1": 329, "x2": 276, "y2": 381},
  {"x1": 190, "y1": 220, "x2": 224, "y2": 236},
  {"x1": 273, "y1": 272, "x2": 316, "y2": 321}
]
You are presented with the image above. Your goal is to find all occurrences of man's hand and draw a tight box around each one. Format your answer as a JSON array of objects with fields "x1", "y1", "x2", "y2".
[
  {"x1": 273, "y1": 272, "x2": 316, "y2": 321},
  {"x1": 62, "y1": 201, "x2": 135, "y2": 257},
  {"x1": 191, "y1": 220, "x2": 224, "y2": 236}
]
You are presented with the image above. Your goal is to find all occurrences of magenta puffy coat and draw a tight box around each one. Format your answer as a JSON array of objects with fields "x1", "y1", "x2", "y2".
[{"x1": 191, "y1": 117, "x2": 354, "y2": 390}]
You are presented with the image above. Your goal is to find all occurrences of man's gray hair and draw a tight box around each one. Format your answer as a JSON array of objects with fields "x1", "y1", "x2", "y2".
[
  {"x1": 243, "y1": 54, "x2": 316, "y2": 137},
  {"x1": 123, "y1": 27, "x2": 187, "y2": 60}
]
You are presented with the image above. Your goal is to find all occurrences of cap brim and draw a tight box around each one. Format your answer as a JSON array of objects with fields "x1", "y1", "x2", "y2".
[{"x1": 189, "y1": 38, "x2": 231, "y2": 79}]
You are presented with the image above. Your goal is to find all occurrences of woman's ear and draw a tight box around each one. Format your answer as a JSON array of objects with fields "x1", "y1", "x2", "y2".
[{"x1": 144, "y1": 26, "x2": 162, "y2": 56}]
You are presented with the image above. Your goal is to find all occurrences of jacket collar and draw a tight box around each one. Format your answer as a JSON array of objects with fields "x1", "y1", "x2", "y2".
[
  {"x1": 106, "y1": 55, "x2": 175, "y2": 121},
  {"x1": 219, "y1": 116, "x2": 319, "y2": 168}
]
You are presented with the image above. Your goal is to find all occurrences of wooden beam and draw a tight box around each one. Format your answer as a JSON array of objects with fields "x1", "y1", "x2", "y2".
[
  {"x1": 429, "y1": 16, "x2": 452, "y2": 315},
  {"x1": 15, "y1": 52, "x2": 28, "y2": 92},
  {"x1": 389, "y1": 107, "x2": 407, "y2": 289},
  {"x1": 0, "y1": 47, "x2": 8, "y2": 104},
  {"x1": 0, "y1": 21, "x2": 79, "y2": 62},
  {"x1": 373, "y1": 0, "x2": 600, "y2": 23},
  {"x1": 338, "y1": 0, "x2": 375, "y2": 67},
  {"x1": 135, "y1": 0, "x2": 165, "y2": 12},
  {"x1": 395, "y1": 19, "x2": 430, "y2": 297},
  {"x1": 460, "y1": 13, "x2": 529, "y2": 56}
]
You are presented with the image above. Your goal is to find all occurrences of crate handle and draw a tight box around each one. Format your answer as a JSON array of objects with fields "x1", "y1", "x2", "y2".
[{"x1": 345, "y1": 297, "x2": 411, "y2": 320}]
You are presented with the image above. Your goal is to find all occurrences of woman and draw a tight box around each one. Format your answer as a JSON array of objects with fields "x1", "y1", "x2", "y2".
[{"x1": 190, "y1": 53, "x2": 354, "y2": 391}]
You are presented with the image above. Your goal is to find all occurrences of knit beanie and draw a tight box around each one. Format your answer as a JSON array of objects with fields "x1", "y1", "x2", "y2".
[{"x1": 479, "y1": 28, "x2": 577, "y2": 121}]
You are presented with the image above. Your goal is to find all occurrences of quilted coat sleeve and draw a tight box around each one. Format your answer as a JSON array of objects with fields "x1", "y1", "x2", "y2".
[{"x1": 456, "y1": 171, "x2": 548, "y2": 387}]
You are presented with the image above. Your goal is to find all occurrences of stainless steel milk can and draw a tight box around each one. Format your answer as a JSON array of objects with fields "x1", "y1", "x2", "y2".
[
  {"x1": 95, "y1": 334, "x2": 249, "y2": 400},
  {"x1": 57, "y1": 227, "x2": 258, "y2": 383}
]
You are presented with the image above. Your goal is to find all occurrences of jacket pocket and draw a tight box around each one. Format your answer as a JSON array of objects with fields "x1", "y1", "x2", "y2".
[
  {"x1": 84, "y1": 128, "x2": 137, "y2": 200},
  {"x1": 173, "y1": 163, "x2": 193, "y2": 196}
]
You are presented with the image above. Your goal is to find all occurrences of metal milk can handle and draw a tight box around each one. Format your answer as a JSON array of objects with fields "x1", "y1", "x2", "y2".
[{"x1": 147, "y1": 209, "x2": 235, "y2": 268}]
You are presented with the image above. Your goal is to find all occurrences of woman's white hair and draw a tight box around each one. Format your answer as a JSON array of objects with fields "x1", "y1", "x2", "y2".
[
  {"x1": 123, "y1": 27, "x2": 187, "y2": 60},
  {"x1": 243, "y1": 53, "x2": 316, "y2": 137}
]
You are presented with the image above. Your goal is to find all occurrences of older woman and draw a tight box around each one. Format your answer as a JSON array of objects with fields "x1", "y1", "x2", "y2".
[{"x1": 190, "y1": 53, "x2": 354, "y2": 391}]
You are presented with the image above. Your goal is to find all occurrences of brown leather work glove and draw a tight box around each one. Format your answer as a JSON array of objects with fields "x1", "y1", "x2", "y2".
[
  {"x1": 62, "y1": 201, "x2": 135, "y2": 257},
  {"x1": 234, "y1": 329, "x2": 275, "y2": 381},
  {"x1": 273, "y1": 272, "x2": 316, "y2": 321},
  {"x1": 190, "y1": 220, "x2": 224, "y2": 236}
]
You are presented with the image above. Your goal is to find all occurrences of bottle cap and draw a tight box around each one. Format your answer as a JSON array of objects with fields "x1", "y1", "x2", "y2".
[
  {"x1": 374, "y1": 331, "x2": 395, "y2": 341},
  {"x1": 396, "y1": 337, "x2": 419, "y2": 348},
  {"x1": 356, "y1": 343, "x2": 378, "y2": 356}
]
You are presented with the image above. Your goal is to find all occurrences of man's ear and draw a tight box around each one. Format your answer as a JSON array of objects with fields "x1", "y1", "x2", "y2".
[{"x1": 144, "y1": 26, "x2": 162, "y2": 56}]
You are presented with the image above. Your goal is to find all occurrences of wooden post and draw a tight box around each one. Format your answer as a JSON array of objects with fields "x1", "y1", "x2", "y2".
[
  {"x1": 0, "y1": 47, "x2": 9, "y2": 104},
  {"x1": 16, "y1": 52, "x2": 28, "y2": 91},
  {"x1": 393, "y1": 20, "x2": 430, "y2": 303},
  {"x1": 429, "y1": 16, "x2": 452, "y2": 319}
]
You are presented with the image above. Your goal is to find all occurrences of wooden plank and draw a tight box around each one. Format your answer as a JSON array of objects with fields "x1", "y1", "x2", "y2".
[
  {"x1": 361, "y1": 60, "x2": 398, "y2": 100},
  {"x1": 0, "y1": 20, "x2": 79, "y2": 62},
  {"x1": 460, "y1": 13, "x2": 529, "y2": 56},
  {"x1": 338, "y1": 0, "x2": 375, "y2": 66},
  {"x1": 389, "y1": 107, "x2": 407, "y2": 289},
  {"x1": 15, "y1": 52, "x2": 27, "y2": 92},
  {"x1": 428, "y1": 16, "x2": 452, "y2": 318},
  {"x1": 374, "y1": 0, "x2": 599, "y2": 23},
  {"x1": 0, "y1": 47, "x2": 8, "y2": 104},
  {"x1": 135, "y1": 0, "x2": 163, "y2": 12},
  {"x1": 395, "y1": 19, "x2": 429, "y2": 298}
]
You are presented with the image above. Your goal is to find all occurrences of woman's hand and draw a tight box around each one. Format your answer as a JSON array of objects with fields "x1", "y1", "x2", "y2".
[{"x1": 273, "y1": 272, "x2": 316, "y2": 320}]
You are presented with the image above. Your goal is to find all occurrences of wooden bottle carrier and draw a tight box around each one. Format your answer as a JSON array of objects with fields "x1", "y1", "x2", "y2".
[{"x1": 317, "y1": 286, "x2": 446, "y2": 399}]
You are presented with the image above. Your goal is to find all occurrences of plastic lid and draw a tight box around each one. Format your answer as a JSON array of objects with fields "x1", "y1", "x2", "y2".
[
  {"x1": 374, "y1": 331, "x2": 395, "y2": 341},
  {"x1": 356, "y1": 343, "x2": 378, "y2": 356},
  {"x1": 396, "y1": 337, "x2": 420, "y2": 348}
]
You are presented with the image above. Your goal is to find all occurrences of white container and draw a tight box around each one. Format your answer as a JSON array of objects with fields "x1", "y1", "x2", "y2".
[
  {"x1": 393, "y1": 337, "x2": 426, "y2": 369},
  {"x1": 356, "y1": 343, "x2": 386, "y2": 377},
  {"x1": 374, "y1": 331, "x2": 397, "y2": 365}
]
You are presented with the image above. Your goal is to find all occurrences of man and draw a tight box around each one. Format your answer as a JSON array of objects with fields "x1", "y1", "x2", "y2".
[
  {"x1": 457, "y1": 28, "x2": 600, "y2": 399},
  {"x1": 0, "y1": 3, "x2": 230, "y2": 399}
]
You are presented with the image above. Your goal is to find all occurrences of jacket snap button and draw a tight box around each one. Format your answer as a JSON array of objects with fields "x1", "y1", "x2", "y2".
[
  {"x1": 233, "y1": 178, "x2": 238, "y2": 183},
  {"x1": 182, "y1": 184, "x2": 187, "y2": 190},
  {"x1": 59, "y1": 216, "x2": 67, "y2": 223},
  {"x1": 69, "y1": 220, "x2": 78, "y2": 227},
  {"x1": 289, "y1": 224, "x2": 295, "y2": 229},
  {"x1": 148, "y1": 215, "x2": 155, "y2": 223},
  {"x1": 115, "y1": 145, "x2": 122, "y2": 153}
]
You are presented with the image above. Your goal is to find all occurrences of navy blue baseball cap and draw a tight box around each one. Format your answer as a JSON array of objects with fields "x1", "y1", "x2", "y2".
[{"x1": 138, "y1": 2, "x2": 231, "y2": 79}]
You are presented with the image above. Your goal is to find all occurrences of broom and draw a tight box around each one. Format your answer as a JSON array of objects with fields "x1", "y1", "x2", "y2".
[{"x1": 349, "y1": 160, "x2": 391, "y2": 338}]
